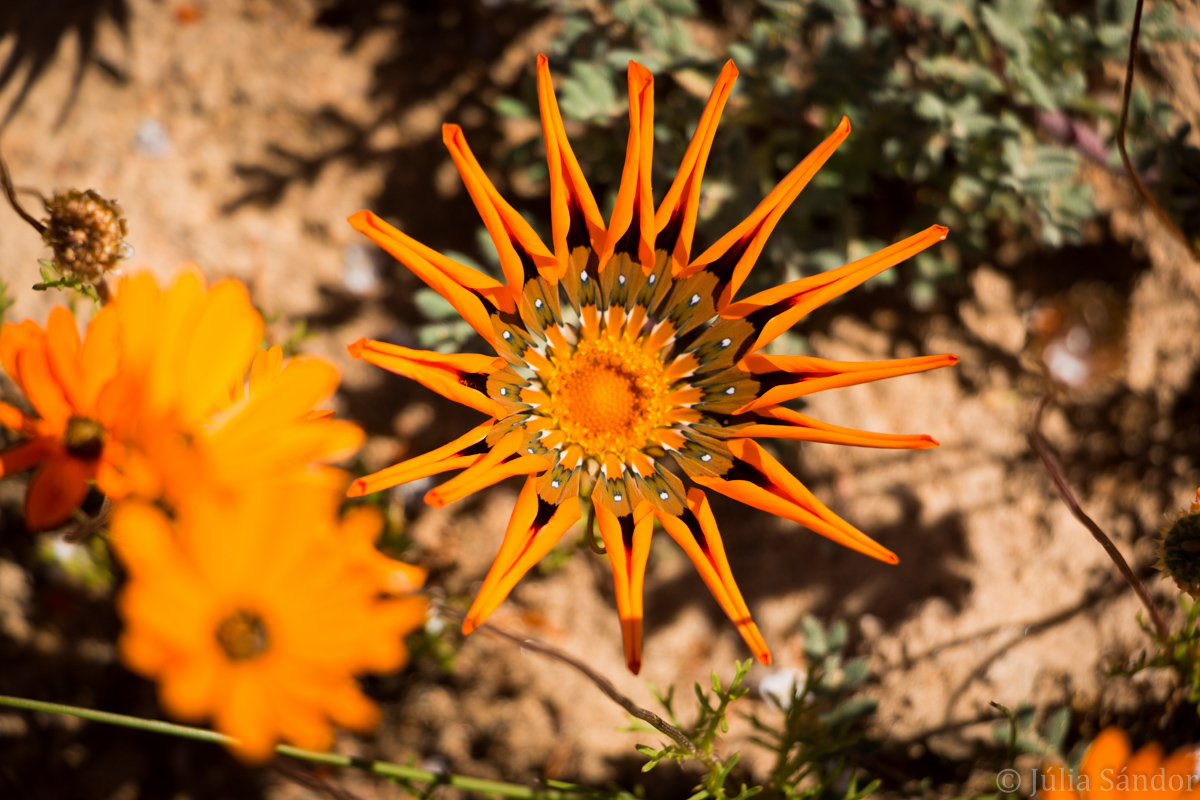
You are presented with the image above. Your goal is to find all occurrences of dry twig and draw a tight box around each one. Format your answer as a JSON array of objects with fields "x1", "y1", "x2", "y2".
[
  {"x1": 437, "y1": 603, "x2": 711, "y2": 766},
  {"x1": 1116, "y1": 0, "x2": 1200, "y2": 263},
  {"x1": 1027, "y1": 392, "x2": 1169, "y2": 641}
]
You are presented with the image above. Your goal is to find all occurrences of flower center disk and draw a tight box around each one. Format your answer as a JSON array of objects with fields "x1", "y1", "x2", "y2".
[
  {"x1": 543, "y1": 336, "x2": 671, "y2": 458},
  {"x1": 64, "y1": 415, "x2": 107, "y2": 460},
  {"x1": 215, "y1": 608, "x2": 270, "y2": 661}
]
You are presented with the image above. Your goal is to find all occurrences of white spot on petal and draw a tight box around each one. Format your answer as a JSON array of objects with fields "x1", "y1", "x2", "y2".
[
  {"x1": 500, "y1": 388, "x2": 508, "y2": 395},
  {"x1": 535, "y1": 298, "x2": 543, "y2": 308},
  {"x1": 721, "y1": 338, "x2": 731, "y2": 347},
  {"x1": 701, "y1": 453, "x2": 712, "y2": 462},
  {"x1": 618, "y1": 275, "x2": 626, "y2": 285},
  {"x1": 690, "y1": 293, "x2": 700, "y2": 306},
  {"x1": 648, "y1": 274, "x2": 657, "y2": 284},
  {"x1": 581, "y1": 270, "x2": 589, "y2": 282},
  {"x1": 659, "y1": 491, "x2": 669, "y2": 500},
  {"x1": 614, "y1": 494, "x2": 622, "y2": 502},
  {"x1": 503, "y1": 331, "x2": 512, "y2": 340},
  {"x1": 551, "y1": 480, "x2": 560, "y2": 488},
  {"x1": 725, "y1": 386, "x2": 736, "y2": 395}
]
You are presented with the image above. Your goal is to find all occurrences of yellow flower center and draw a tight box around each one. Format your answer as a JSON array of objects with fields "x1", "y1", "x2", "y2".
[
  {"x1": 543, "y1": 335, "x2": 672, "y2": 457},
  {"x1": 215, "y1": 608, "x2": 269, "y2": 661}
]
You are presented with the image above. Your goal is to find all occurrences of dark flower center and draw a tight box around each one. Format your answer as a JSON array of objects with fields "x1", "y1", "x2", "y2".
[
  {"x1": 215, "y1": 608, "x2": 269, "y2": 661},
  {"x1": 63, "y1": 415, "x2": 107, "y2": 460}
]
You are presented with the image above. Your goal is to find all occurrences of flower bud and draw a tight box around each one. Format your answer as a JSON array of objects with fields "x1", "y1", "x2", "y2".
[
  {"x1": 1156, "y1": 489, "x2": 1200, "y2": 598},
  {"x1": 41, "y1": 189, "x2": 128, "y2": 280}
]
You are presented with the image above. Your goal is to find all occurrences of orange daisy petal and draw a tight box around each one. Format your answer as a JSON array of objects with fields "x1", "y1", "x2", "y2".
[
  {"x1": 1162, "y1": 748, "x2": 1199, "y2": 799},
  {"x1": 1124, "y1": 742, "x2": 1167, "y2": 800},
  {"x1": 0, "y1": 319, "x2": 42, "y2": 383},
  {"x1": 0, "y1": 401, "x2": 39, "y2": 436},
  {"x1": 179, "y1": 279, "x2": 264, "y2": 424},
  {"x1": 1081, "y1": 727, "x2": 1132, "y2": 800},
  {"x1": 218, "y1": 667, "x2": 278, "y2": 763},
  {"x1": 16, "y1": 335, "x2": 73, "y2": 427},
  {"x1": 24, "y1": 456, "x2": 92, "y2": 531},
  {"x1": 78, "y1": 306, "x2": 120, "y2": 410},
  {"x1": 0, "y1": 437, "x2": 56, "y2": 477},
  {"x1": 44, "y1": 307, "x2": 85, "y2": 411},
  {"x1": 1037, "y1": 763, "x2": 1079, "y2": 800}
]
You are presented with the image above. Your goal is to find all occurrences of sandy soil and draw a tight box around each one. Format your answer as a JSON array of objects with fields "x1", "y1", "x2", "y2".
[{"x1": 1, "y1": 1, "x2": 1200, "y2": 798}]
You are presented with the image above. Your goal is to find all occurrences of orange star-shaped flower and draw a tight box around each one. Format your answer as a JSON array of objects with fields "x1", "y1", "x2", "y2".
[{"x1": 347, "y1": 57, "x2": 956, "y2": 673}]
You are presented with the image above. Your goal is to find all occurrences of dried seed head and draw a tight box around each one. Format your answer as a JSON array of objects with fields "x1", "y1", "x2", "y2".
[
  {"x1": 41, "y1": 189, "x2": 128, "y2": 280},
  {"x1": 1156, "y1": 489, "x2": 1200, "y2": 598}
]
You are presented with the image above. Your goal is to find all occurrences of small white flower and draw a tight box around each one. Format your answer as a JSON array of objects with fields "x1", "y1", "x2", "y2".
[{"x1": 759, "y1": 667, "x2": 808, "y2": 712}]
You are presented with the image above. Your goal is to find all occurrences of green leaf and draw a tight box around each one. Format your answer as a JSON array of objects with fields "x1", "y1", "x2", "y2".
[
  {"x1": 658, "y1": 0, "x2": 699, "y2": 15},
  {"x1": 474, "y1": 227, "x2": 501, "y2": 269},
  {"x1": 827, "y1": 620, "x2": 848, "y2": 654},
  {"x1": 413, "y1": 288, "x2": 459, "y2": 320},
  {"x1": 727, "y1": 43, "x2": 756, "y2": 67},
  {"x1": 1042, "y1": 707, "x2": 1070, "y2": 754},
  {"x1": 802, "y1": 616, "x2": 828, "y2": 658},
  {"x1": 491, "y1": 96, "x2": 530, "y2": 119},
  {"x1": 841, "y1": 657, "x2": 870, "y2": 686}
]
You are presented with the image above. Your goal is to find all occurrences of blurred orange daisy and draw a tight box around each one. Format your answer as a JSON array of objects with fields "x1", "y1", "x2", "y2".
[
  {"x1": 105, "y1": 272, "x2": 362, "y2": 502},
  {"x1": 112, "y1": 486, "x2": 426, "y2": 762},
  {"x1": 0, "y1": 305, "x2": 135, "y2": 530},
  {"x1": 347, "y1": 57, "x2": 955, "y2": 673},
  {"x1": 1039, "y1": 727, "x2": 1199, "y2": 800}
]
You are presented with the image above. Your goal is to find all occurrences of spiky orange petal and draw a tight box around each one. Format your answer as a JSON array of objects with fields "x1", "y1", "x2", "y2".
[
  {"x1": 655, "y1": 60, "x2": 738, "y2": 274},
  {"x1": 655, "y1": 488, "x2": 771, "y2": 664},
  {"x1": 685, "y1": 117, "x2": 852, "y2": 307},
  {"x1": 463, "y1": 475, "x2": 581, "y2": 632}
]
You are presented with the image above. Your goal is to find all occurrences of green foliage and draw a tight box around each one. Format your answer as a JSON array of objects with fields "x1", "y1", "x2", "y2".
[
  {"x1": 494, "y1": 0, "x2": 1189, "y2": 308},
  {"x1": 0, "y1": 278, "x2": 13, "y2": 326},
  {"x1": 1119, "y1": 595, "x2": 1200, "y2": 710},
  {"x1": 413, "y1": 229, "x2": 503, "y2": 352},
  {"x1": 33, "y1": 258, "x2": 100, "y2": 304},
  {"x1": 36, "y1": 534, "x2": 115, "y2": 594},
  {"x1": 990, "y1": 701, "x2": 1071, "y2": 764},
  {"x1": 634, "y1": 617, "x2": 879, "y2": 800},
  {"x1": 747, "y1": 616, "x2": 880, "y2": 800},
  {"x1": 636, "y1": 659, "x2": 757, "y2": 798}
]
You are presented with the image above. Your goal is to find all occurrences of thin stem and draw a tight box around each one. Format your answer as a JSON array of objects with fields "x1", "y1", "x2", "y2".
[
  {"x1": 272, "y1": 758, "x2": 364, "y2": 800},
  {"x1": 63, "y1": 497, "x2": 110, "y2": 544},
  {"x1": 0, "y1": 694, "x2": 589, "y2": 799},
  {"x1": 467, "y1": 612, "x2": 712, "y2": 767},
  {"x1": 0, "y1": 150, "x2": 46, "y2": 234},
  {"x1": 93, "y1": 276, "x2": 112, "y2": 305},
  {"x1": 1027, "y1": 393, "x2": 1170, "y2": 641},
  {"x1": 584, "y1": 502, "x2": 606, "y2": 555},
  {"x1": 1115, "y1": 0, "x2": 1200, "y2": 263}
]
